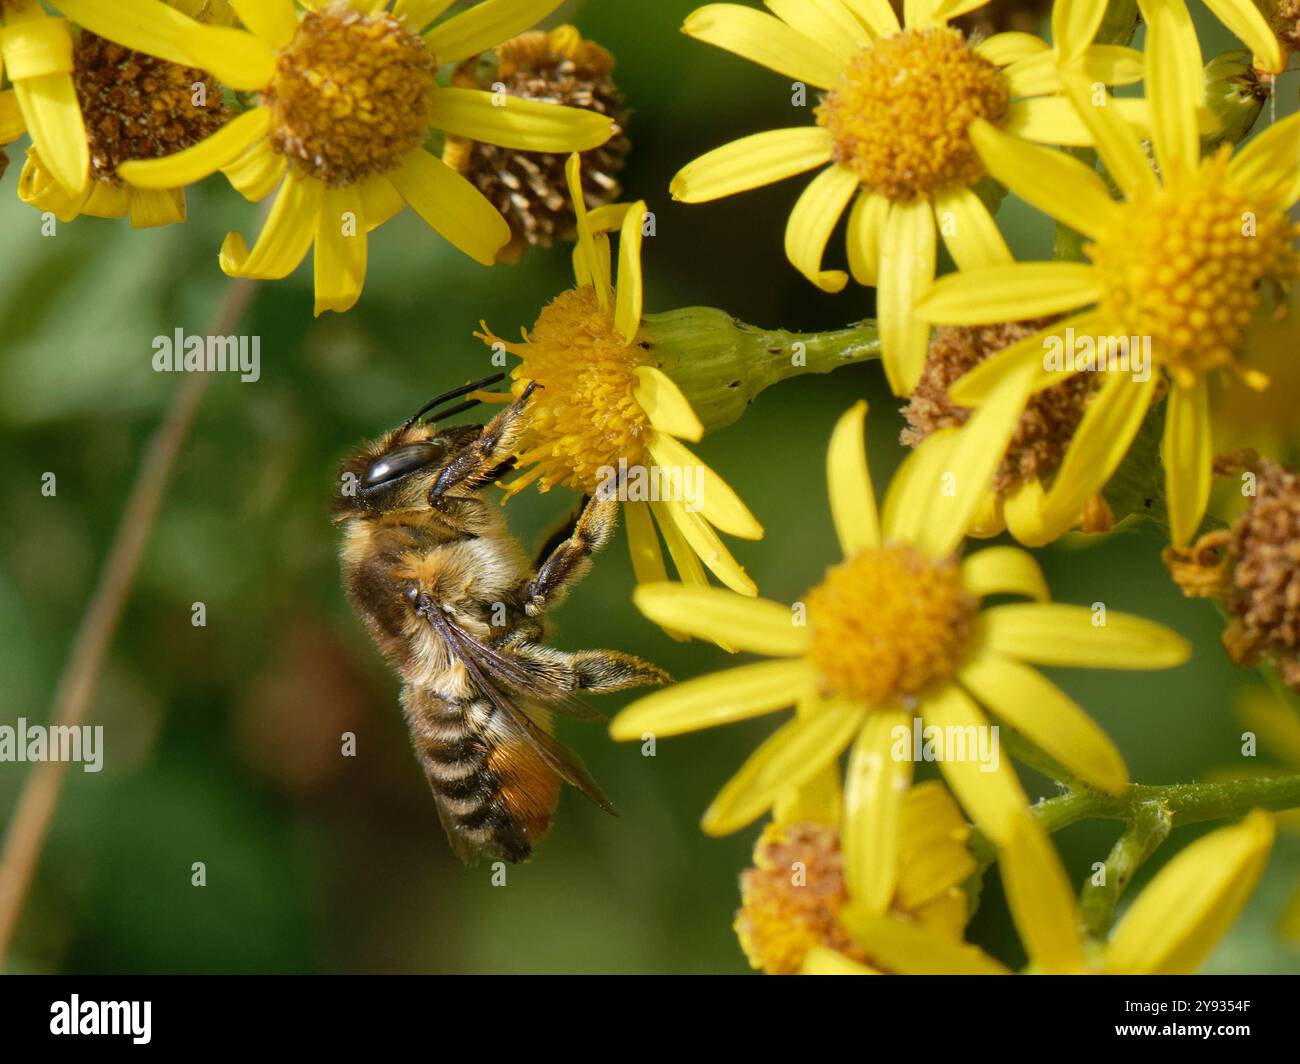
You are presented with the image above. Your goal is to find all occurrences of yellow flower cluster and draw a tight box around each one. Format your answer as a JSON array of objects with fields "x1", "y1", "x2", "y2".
[{"x1": 9, "y1": 0, "x2": 1300, "y2": 976}]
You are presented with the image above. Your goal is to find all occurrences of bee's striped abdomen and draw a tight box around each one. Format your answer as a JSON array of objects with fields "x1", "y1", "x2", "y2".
[{"x1": 401, "y1": 685, "x2": 560, "y2": 864}]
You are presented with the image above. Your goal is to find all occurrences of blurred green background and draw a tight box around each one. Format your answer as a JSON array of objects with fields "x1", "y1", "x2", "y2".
[{"x1": 1, "y1": 0, "x2": 1298, "y2": 974}]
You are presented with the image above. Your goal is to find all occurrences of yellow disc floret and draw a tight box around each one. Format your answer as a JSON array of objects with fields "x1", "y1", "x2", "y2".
[
  {"x1": 266, "y1": 1, "x2": 435, "y2": 186},
  {"x1": 1089, "y1": 148, "x2": 1300, "y2": 387},
  {"x1": 482, "y1": 286, "x2": 651, "y2": 494},
  {"x1": 816, "y1": 27, "x2": 1008, "y2": 202},
  {"x1": 806, "y1": 544, "x2": 977, "y2": 706}
]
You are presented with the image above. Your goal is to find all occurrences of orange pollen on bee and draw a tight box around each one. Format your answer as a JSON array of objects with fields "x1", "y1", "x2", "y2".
[
  {"x1": 478, "y1": 286, "x2": 651, "y2": 495},
  {"x1": 805, "y1": 544, "x2": 977, "y2": 706},
  {"x1": 816, "y1": 27, "x2": 1009, "y2": 202},
  {"x1": 1088, "y1": 147, "x2": 1300, "y2": 387},
  {"x1": 264, "y1": 0, "x2": 435, "y2": 186}
]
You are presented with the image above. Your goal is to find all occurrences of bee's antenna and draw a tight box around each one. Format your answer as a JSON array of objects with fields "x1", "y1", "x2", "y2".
[{"x1": 403, "y1": 372, "x2": 507, "y2": 428}]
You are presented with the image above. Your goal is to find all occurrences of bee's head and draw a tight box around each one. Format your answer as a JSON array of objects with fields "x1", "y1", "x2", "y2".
[{"x1": 334, "y1": 374, "x2": 506, "y2": 519}]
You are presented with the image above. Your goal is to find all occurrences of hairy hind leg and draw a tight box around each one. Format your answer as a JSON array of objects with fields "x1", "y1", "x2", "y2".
[{"x1": 523, "y1": 495, "x2": 619, "y2": 617}]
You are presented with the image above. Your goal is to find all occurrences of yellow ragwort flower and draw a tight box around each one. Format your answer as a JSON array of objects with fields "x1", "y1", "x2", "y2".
[
  {"x1": 670, "y1": 0, "x2": 1146, "y2": 395},
  {"x1": 914, "y1": 1, "x2": 1300, "y2": 548},
  {"x1": 96, "y1": 0, "x2": 615, "y2": 314},
  {"x1": 737, "y1": 781, "x2": 979, "y2": 975},
  {"x1": 610, "y1": 398, "x2": 1190, "y2": 913},
  {"x1": 478, "y1": 154, "x2": 763, "y2": 605}
]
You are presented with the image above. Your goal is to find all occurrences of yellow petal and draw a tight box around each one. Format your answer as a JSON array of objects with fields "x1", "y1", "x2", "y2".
[
  {"x1": 0, "y1": 89, "x2": 24, "y2": 141},
  {"x1": 895, "y1": 781, "x2": 977, "y2": 908},
  {"x1": 388, "y1": 149, "x2": 511, "y2": 265},
  {"x1": 882, "y1": 427, "x2": 956, "y2": 545},
  {"x1": 838, "y1": 0, "x2": 901, "y2": 37},
  {"x1": 1000, "y1": 813, "x2": 1086, "y2": 974},
  {"x1": 314, "y1": 184, "x2": 368, "y2": 315},
  {"x1": 632, "y1": 583, "x2": 807, "y2": 656},
  {"x1": 658, "y1": 498, "x2": 757, "y2": 595},
  {"x1": 975, "y1": 31, "x2": 1048, "y2": 65},
  {"x1": 1002, "y1": 475, "x2": 1051, "y2": 546},
  {"x1": 827, "y1": 400, "x2": 880, "y2": 556},
  {"x1": 1105, "y1": 810, "x2": 1275, "y2": 974},
  {"x1": 1003, "y1": 94, "x2": 1151, "y2": 148},
  {"x1": 608, "y1": 657, "x2": 815, "y2": 740},
  {"x1": 11, "y1": 73, "x2": 88, "y2": 196},
  {"x1": 1228, "y1": 110, "x2": 1300, "y2": 202},
  {"x1": 912, "y1": 361, "x2": 1038, "y2": 558},
  {"x1": 1077, "y1": 44, "x2": 1146, "y2": 86},
  {"x1": 969, "y1": 118, "x2": 1116, "y2": 240},
  {"x1": 923, "y1": 683, "x2": 1030, "y2": 844},
  {"x1": 784, "y1": 164, "x2": 858, "y2": 292},
  {"x1": 219, "y1": 170, "x2": 323, "y2": 279},
  {"x1": 1059, "y1": 71, "x2": 1157, "y2": 198},
  {"x1": 914, "y1": 262, "x2": 1101, "y2": 325},
  {"x1": 980, "y1": 602, "x2": 1192, "y2": 669},
  {"x1": 650, "y1": 499, "x2": 709, "y2": 589},
  {"x1": 127, "y1": 187, "x2": 186, "y2": 228},
  {"x1": 1163, "y1": 381, "x2": 1212, "y2": 549},
  {"x1": 614, "y1": 200, "x2": 646, "y2": 341},
  {"x1": 1051, "y1": 0, "x2": 1107, "y2": 62},
  {"x1": 424, "y1": 0, "x2": 564, "y2": 64},
  {"x1": 842, "y1": 709, "x2": 913, "y2": 912},
  {"x1": 1142, "y1": 0, "x2": 1201, "y2": 175},
  {"x1": 566, "y1": 152, "x2": 610, "y2": 304},
  {"x1": 933, "y1": 183, "x2": 1011, "y2": 270},
  {"x1": 878, "y1": 198, "x2": 936, "y2": 395},
  {"x1": 221, "y1": 135, "x2": 286, "y2": 203},
  {"x1": 801, "y1": 946, "x2": 879, "y2": 974},
  {"x1": 229, "y1": 0, "x2": 298, "y2": 48},
  {"x1": 702, "y1": 696, "x2": 865, "y2": 835},
  {"x1": 1203, "y1": 0, "x2": 1284, "y2": 74},
  {"x1": 846, "y1": 190, "x2": 888, "y2": 286},
  {"x1": 1037, "y1": 371, "x2": 1159, "y2": 537},
  {"x1": 634, "y1": 366, "x2": 704, "y2": 443},
  {"x1": 682, "y1": 3, "x2": 848, "y2": 87},
  {"x1": 838, "y1": 907, "x2": 1010, "y2": 974},
  {"x1": 169, "y1": 21, "x2": 278, "y2": 91},
  {"x1": 16, "y1": 148, "x2": 88, "y2": 220},
  {"x1": 669, "y1": 127, "x2": 833, "y2": 203},
  {"x1": 48, "y1": 0, "x2": 203, "y2": 72},
  {"x1": 120, "y1": 106, "x2": 270, "y2": 189},
  {"x1": 395, "y1": 0, "x2": 457, "y2": 32},
  {"x1": 765, "y1": 0, "x2": 870, "y2": 63},
  {"x1": 961, "y1": 546, "x2": 1049, "y2": 603},
  {"x1": 647, "y1": 433, "x2": 763, "y2": 539},
  {"x1": 625, "y1": 500, "x2": 670, "y2": 586},
  {"x1": 427, "y1": 86, "x2": 613, "y2": 152},
  {"x1": 959, "y1": 653, "x2": 1128, "y2": 793},
  {"x1": 359, "y1": 173, "x2": 405, "y2": 231},
  {"x1": 80, "y1": 178, "x2": 130, "y2": 218}
]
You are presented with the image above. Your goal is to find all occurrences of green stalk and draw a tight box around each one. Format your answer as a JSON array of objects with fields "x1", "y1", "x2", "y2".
[{"x1": 639, "y1": 307, "x2": 881, "y2": 433}]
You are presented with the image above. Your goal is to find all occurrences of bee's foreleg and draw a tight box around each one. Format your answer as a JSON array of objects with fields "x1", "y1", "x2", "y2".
[
  {"x1": 566, "y1": 649, "x2": 671, "y2": 692},
  {"x1": 428, "y1": 381, "x2": 538, "y2": 502},
  {"x1": 523, "y1": 495, "x2": 619, "y2": 616}
]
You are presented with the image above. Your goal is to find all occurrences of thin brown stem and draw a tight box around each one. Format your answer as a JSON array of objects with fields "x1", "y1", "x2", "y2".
[{"x1": 0, "y1": 277, "x2": 257, "y2": 965}]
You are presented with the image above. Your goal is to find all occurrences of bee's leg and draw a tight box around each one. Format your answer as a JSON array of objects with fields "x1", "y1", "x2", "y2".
[
  {"x1": 523, "y1": 495, "x2": 619, "y2": 617},
  {"x1": 566, "y1": 649, "x2": 671, "y2": 692},
  {"x1": 428, "y1": 381, "x2": 537, "y2": 502}
]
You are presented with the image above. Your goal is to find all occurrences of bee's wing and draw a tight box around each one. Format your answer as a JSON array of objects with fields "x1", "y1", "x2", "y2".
[{"x1": 424, "y1": 610, "x2": 615, "y2": 814}]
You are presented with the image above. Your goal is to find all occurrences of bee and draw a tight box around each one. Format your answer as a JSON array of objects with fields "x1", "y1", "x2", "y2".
[{"x1": 334, "y1": 374, "x2": 668, "y2": 864}]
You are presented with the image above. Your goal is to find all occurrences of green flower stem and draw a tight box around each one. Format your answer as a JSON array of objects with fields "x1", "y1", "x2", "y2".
[
  {"x1": 1079, "y1": 799, "x2": 1172, "y2": 936},
  {"x1": 970, "y1": 771, "x2": 1300, "y2": 872},
  {"x1": 639, "y1": 308, "x2": 881, "y2": 433}
]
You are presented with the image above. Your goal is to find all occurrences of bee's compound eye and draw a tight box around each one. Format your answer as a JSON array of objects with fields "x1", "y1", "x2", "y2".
[{"x1": 363, "y1": 442, "x2": 442, "y2": 487}]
